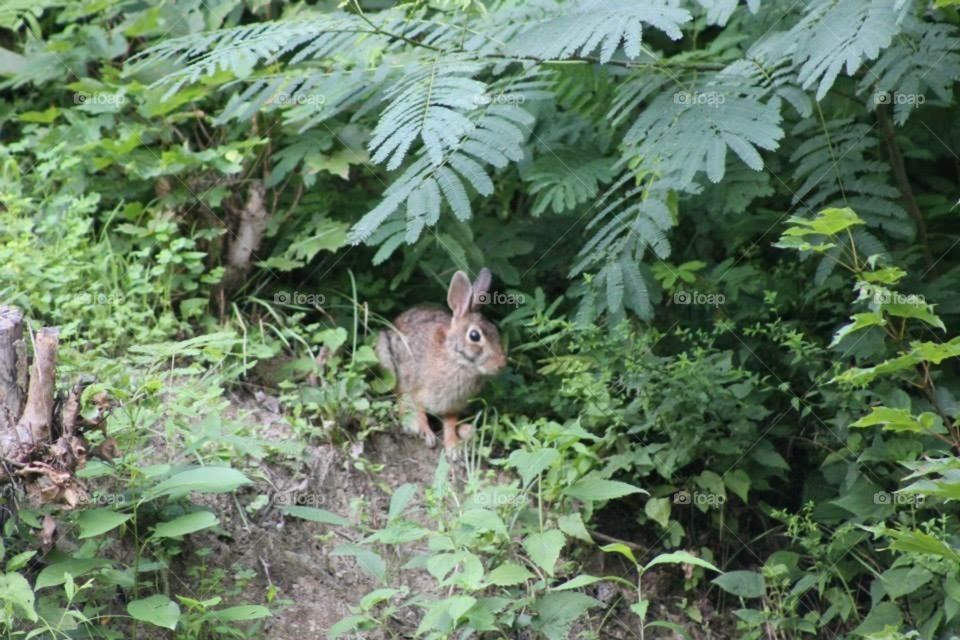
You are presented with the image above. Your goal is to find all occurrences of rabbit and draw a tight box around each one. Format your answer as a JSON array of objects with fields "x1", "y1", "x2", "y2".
[{"x1": 376, "y1": 268, "x2": 507, "y2": 454}]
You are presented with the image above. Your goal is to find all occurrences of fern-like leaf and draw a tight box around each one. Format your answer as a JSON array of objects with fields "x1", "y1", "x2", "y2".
[
  {"x1": 524, "y1": 153, "x2": 614, "y2": 216},
  {"x1": 349, "y1": 102, "x2": 533, "y2": 251},
  {"x1": 620, "y1": 73, "x2": 784, "y2": 187},
  {"x1": 369, "y1": 59, "x2": 487, "y2": 170},
  {"x1": 790, "y1": 116, "x2": 910, "y2": 239},
  {"x1": 784, "y1": 0, "x2": 906, "y2": 100},
  {"x1": 508, "y1": 0, "x2": 691, "y2": 63},
  {"x1": 860, "y1": 16, "x2": 960, "y2": 124}
]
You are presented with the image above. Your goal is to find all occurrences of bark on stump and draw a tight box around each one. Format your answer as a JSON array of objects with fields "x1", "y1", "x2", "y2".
[{"x1": 0, "y1": 306, "x2": 99, "y2": 507}]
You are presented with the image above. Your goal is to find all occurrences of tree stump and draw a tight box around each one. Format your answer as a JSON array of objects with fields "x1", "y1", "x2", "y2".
[{"x1": 0, "y1": 305, "x2": 100, "y2": 507}]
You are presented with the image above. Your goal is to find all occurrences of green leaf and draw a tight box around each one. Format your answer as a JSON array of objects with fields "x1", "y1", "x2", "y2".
[
  {"x1": 644, "y1": 497, "x2": 671, "y2": 528},
  {"x1": 331, "y1": 545, "x2": 386, "y2": 583},
  {"x1": 630, "y1": 599, "x2": 649, "y2": 621},
  {"x1": 553, "y1": 574, "x2": 605, "y2": 590},
  {"x1": 143, "y1": 467, "x2": 250, "y2": 501},
  {"x1": 18, "y1": 107, "x2": 60, "y2": 124},
  {"x1": 644, "y1": 551, "x2": 721, "y2": 573},
  {"x1": 851, "y1": 602, "x2": 903, "y2": 637},
  {"x1": 329, "y1": 614, "x2": 370, "y2": 639},
  {"x1": 883, "y1": 529, "x2": 960, "y2": 561},
  {"x1": 0, "y1": 572, "x2": 38, "y2": 622},
  {"x1": 458, "y1": 508, "x2": 508, "y2": 538},
  {"x1": 530, "y1": 592, "x2": 600, "y2": 640},
  {"x1": 6, "y1": 551, "x2": 36, "y2": 573},
  {"x1": 879, "y1": 566, "x2": 933, "y2": 599},
  {"x1": 77, "y1": 509, "x2": 133, "y2": 539},
  {"x1": 388, "y1": 483, "x2": 417, "y2": 521},
  {"x1": 830, "y1": 312, "x2": 886, "y2": 347},
  {"x1": 600, "y1": 543, "x2": 637, "y2": 565},
  {"x1": 416, "y1": 595, "x2": 477, "y2": 636},
  {"x1": 723, "y1": 470, "x2": 751, "y2": 502},
  {"x1": 851, "y1": 406, "x2": 939, "y2": 433},
  {"x1": 565, "y1": 476, "x2": 646, "y2": 502},
  {"x1": 510, "y1": 3, "x2": 691, "y2": 63},
  {"x1": 775, "y1": 208, "x2": 864, "y2": 251},
  {"x1": 524, "y1": 529, "x2": 566, "y2": 576},
  {"x1": 206, "y1": 605, "x2": 271, "y2": 621},
  {"x1": 507, "y1": 448, "x2": 561, "y2": 486},
  {"x1": 367, "y1": 520, "x2": 429, "y2": 544},
  {"x1": 557, "y1": 513, "x2": 593, "y2": 543},
  {"x1": 35, "y1": 559, "x2": 110, "y2": 590},
  {"x1": 487, "y1": 562, "x2": 534, "y2": 587},
  {"x1": 128, "y1": 595, "x2": 181, "y2": 630},
  {"x1": 712, "y1": 570, "x2": 766, "y2": 598},
  {"x1": 152, "y1": 511, "x2": 219, "y2": 539},
  {"x1": 282, "y1": 506, "x2": 349, "y2": 526}
]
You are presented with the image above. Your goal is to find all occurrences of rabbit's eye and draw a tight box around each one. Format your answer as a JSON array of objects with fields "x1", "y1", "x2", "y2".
[{"x1": 468, "y1": 329, "x2": 482, "y2": 343}]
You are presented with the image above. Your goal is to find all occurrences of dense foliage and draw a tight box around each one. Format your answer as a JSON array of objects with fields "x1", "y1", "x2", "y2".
[{"x1": 2, "y1": 0, "x2": 960, "y2": 638}]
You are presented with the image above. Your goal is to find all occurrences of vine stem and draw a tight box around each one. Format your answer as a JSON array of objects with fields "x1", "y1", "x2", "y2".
[{"x1": 876, "y1": 105, "x2": 936, "y2": 276}]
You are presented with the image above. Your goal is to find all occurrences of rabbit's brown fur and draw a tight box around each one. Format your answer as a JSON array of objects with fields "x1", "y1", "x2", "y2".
[{"x1": 377, "y1": 269, "x2": 507, "y2": 453}]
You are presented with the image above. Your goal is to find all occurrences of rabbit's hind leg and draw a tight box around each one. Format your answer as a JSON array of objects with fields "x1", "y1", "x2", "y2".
[
  {"x1": 442, "y1": 415, "x2": 464, "y2": 457},
  {"x1": 399, "y1": 398, "x2": 436, "y2": 449}
]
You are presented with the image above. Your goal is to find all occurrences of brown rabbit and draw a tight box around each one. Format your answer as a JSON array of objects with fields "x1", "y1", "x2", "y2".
[{"x1": 376, "y1": 268, "x2": 507, "y2": 454}]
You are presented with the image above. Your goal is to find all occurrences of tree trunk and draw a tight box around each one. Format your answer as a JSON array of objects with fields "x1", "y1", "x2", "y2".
[{"x1": 0, "y1": 306, "x2": 100, "y2": 507}]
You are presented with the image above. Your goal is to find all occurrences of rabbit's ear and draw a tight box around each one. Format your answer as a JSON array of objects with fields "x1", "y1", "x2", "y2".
[
  {"x1": 447, "y1": 270, "x2": 473, "y2": 318},
  {"x1": 471, "y1": 268, "x2": 492, "y2": 309}
]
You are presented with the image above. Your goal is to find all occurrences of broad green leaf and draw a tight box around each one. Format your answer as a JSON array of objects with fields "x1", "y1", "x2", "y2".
[
  {"x1": 882, "y1": 302, "x2": 945, "y2": 331},
  {"x1": 128, "y1": 595, "x2": 181, "y2": 630},
  {"x1": 487, "y1": 562, "x2": 534, "y2": 586},
  {"x1": 329, "y1": 614, "x2": 370, "y2": 639},
  {"x1": 778, "y1": 207, "x2": 864, "y2": 240},
  {"x1": 416, "y1": 595, "x2": 477, "y2": 636},
  {"x1": 883, "y1": 529, "x2": 960, "y2": 561},
  {"x1": 282, "y1": 506, "x2": 349, "y2": 526},
  {"x1": 359, "y1": 588, "x2": 403, "y2": 609},
  {"x1": 851, "y1": 407, "x2": 941, "y2": 434},
  {"x1": 6, "y1": 551, "x2": 36, "y2": 572},
  {"x1": 458, "y1": 508, "x2": 508, "y2": 538},
  {"x1": 861, "y1": 267, "x2": 906, "y2": 285},
  {"x1": 367, "y1": 520, "x2": 429, "y2": 544},
  {"x1": 530, "y1": 592, "x2": 600, "y2": 640},
  {"x1": 851, "y1": 602, "x2": 902, "y2": 636},
  {"x1": 152, "y1": 511, "x2": 219, "y2": 539},
  {"x1": 644, "y1": 551, "x2": 721, "y2": 573},
  {"x1": 388, "y1": 483, "x2": 417, "y2": 521},
  {"x1": 331, "y1": 545, "x2": 386, "y2": 583},
  {"x1": 565, "y1": 477, "x2": 646, "y2": 502},
  {"x1": 206, "y1": 605, "x2": 271, "y2": 621},
  {"x1": 35, "y1": 559, "x2": 110, "y2": 590},
  {"x1": 712, "y1": 570, "x2": 765, "y2": 598},
  {"x1": 507, "y1": 448, "x2": 560, "y2": 486},
  {"x1": 557, "y1": 513, "x2": 592, "y2": 543},
  {"x1": 18, "y1": 107, "x2": 60, "y2": 124},
  {"x1": 630, "y1": 599, "x2": 649, "y2": 621},
  {"x1": 879, "y1": 566, "x2": 933, "y2": 599},
  {"x1": 553, "y1": 574, "x2": 605, "y2": 590},
  {"x1": 77, "y1": 509, "x2": 133, "y2": 539},
  {"x1": 830, "y1": 312, "x2": 885, "y2": 347},
  {"x1": 723, "y1": 470, "x2": 751, "y2": 502},
  {"x1": 600, "y1": 542, "x2": 637, "y2": 565},
  {"x1": 143, "y1": 467, "x2": 250, "y2": 501},
  {"x1": 524, "y1": 530, "x2": 565, "y2": 576},
  {"x1": 645, "y1": 497, "x2": 671, "y2": 528},
  {"x1": 0, "y1": 572, "x2": 37, "y2": 622}
]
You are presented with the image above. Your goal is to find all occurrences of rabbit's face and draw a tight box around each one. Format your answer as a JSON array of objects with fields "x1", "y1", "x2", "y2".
[{"x1": 447, "y1": 313, "x2": 507, "y2": 375}]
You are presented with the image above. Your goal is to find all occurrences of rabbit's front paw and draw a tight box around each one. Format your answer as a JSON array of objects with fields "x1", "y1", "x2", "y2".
[
  {"x1": 444, "y1": 440, "x2": 462, "y2": 461},
  {"x1": 422, "y1": 429, "x2": 437, "y2": 448}
]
